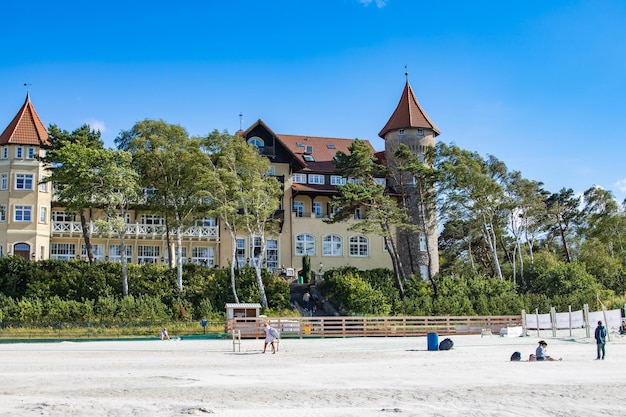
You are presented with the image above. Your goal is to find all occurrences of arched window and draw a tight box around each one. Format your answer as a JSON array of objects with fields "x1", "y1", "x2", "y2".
[
  {"x1": 322, "y1": 234, "x2": 342, "y2": 256},
  {"x1": 295, "y1": 233, "x2": 315, "y2": 256},
  {"x1": 349, "y1": 235, "x2": 369, "y2": 257},
  {"x1": 247, "y1": 136, "x2": 264, "y2": 153}
]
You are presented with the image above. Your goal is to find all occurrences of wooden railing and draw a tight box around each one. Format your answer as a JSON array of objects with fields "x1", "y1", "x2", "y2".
[{"x1": 225, "y1": 315, "x2": 523, "y2": 339}]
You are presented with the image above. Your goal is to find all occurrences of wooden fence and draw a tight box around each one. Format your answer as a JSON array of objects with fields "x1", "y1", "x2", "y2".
[{"x1": 225, "y1": 315, "x2": 522, "y2": 339}]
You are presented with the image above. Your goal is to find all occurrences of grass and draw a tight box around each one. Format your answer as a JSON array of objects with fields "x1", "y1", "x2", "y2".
[{"x1": 0, "y1": 320, "x2": 226, "y2": 340}]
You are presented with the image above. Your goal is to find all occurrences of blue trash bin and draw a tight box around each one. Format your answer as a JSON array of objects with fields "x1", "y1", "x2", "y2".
[{"x1": 427, "y1": 332, "x2": 439, "y2": 351}]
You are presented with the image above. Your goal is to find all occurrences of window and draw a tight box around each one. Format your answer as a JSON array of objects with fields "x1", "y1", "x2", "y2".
[
  {"x1": 330, "y1": 175, "x2": 346, "y2": 186},
  {"x1": 419, "y1": 232, "x2": 427, "y2": 251},
  {"x1": 14, "y1": 205, "x2": 32, "y2": 222},
  {"x1": 109, "y1": 245, "x2": 132, "y2": 263},
  {"x1": 140, "y1": 214, "x2": 163, "y2": 225},
  {"x1": 192, "y1": 246, "x2": 215, "y2": 266},
  {"x1": 1, "y1": 147, "x2": 7, "y2": 159},
  {"x1": 249, "y1": 236, "x2": 263, "y2": 267},
  {"x1": 322, "y1": 235, "x2": 342, "y2": 256},
  {"x1": 27, "y1": 147, "x2": 35, "y2": 159},
  {"x1": 349, "y1": 236, "x2": 369, "y2": 257},
  {"x1": 52, "y1": 211, "x2": 75, "y2": 222},
  {"x1": 308, "y1": 174, "x2": 324, "y2": 184},
  {"x1": 375, "y1": 178, "x2": 387, "y2": 186},
  {"x1": 0, "y1": 204, "x2": 6, "y2": 222},
  {"x1": 248, "y1": 136, "x2": 264, "y2": 153},
  {"x1": 51, "y1": 243, "x2": 76, "y2": 261},
  {"x1": 81, "y1": 244, "x2": 105, "y2": 261},
  {"x1": 326, "y1": 144, "x2": 336, "y2": 149},
  {"x1": 268, "y1": 166, "x2": 275, "y2": 176},
  {"x1": 348, "y1": 178, "x2": 363, "y2": 184},
  {"x1": 293, "y1": 201, "x2": 304, "y2": 217},
  {"x1": 39, "y1": 177, "x2": 48, "y2": 192},
  {"x1": 16, "y1": 147, "x2": 23, "y2": 158},
  {"x1": 420, "y1": 265, "x2": 429, "y2": 280},
  {"x1": 354, "y1": 207, "x2": 363, "y2": 220},
  {"x1": 303, "y1": 154, "x2": 315, "y2": 162},
  {"x1": 197, "y1": 217, "x2": 217, "y2": 227},
  {"x1": 417, "y1": 128, "x2": 424, "y2": 136},
  {"x1": 266, "y1": 239, "x2": 279, "y2": 272},
  {"x1": 0, "y1": 173, "x2": 7, "y2": 190},
  {"x1": 15, "y1": 174, "x2": 34, "y2": 190},
  {"x1": 292, "y1": 173, "x2": 307, "y2": 184},
  {"x1": 398, "y1": 129, "x2": 405, "y2": 135},
  {"x1": 295, "y1": 233, "x2": 315, "y2": 256},
  {"x1": 138, "y1": 245, "x2": 160, "y2": 264},
  {"x1": 39, "y1": 206, "x2": 47, "y2": 223},
  {"x1": 236, "y1": 238, "x2": 246, "y2": 267},
  {"x1": 313, "y1": 202, "x2": 322, "y2": 217}
]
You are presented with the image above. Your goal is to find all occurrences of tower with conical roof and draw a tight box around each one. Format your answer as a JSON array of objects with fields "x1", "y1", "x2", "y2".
[
  {"x1": 379, "y1": 75, "x2": 439, "y2": 280},
  {"x1": 0, "y1": 93, "x2": 52, "y2": 260}
]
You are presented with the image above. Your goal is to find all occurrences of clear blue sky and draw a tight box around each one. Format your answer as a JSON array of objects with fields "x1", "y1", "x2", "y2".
[{"x1": 1, "y1": 0, "x2": 625, "y2": 202}]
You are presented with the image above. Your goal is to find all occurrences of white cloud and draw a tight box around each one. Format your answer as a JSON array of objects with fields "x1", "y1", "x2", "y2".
[
  {"x1": 85, "y1": 119, "x2": 106, "y2": 133},
  {"x1": 616, "y1": 178, "x2": 626, "y2": 192},
  {"x1": 358, "y1": 0, "x2": 388, "y2": 8}
]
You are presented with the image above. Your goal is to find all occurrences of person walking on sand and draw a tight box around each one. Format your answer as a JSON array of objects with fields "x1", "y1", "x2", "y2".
[
  {"x1": 595, "y1": 320, "x2": 607, "y2": 360},
  {"x1": 263, "y1": 323, "x2": 279, "y2": 354}
]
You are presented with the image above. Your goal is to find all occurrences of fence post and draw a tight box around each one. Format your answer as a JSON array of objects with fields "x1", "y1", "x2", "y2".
[
  {"x1": 535, "y1": 308, "x2": 540, "y2": 338},
  {"x1": 550, "y1": 307, "x2": 557, "y2": 338},
  {"x1": 568, "y1": 305, "x2": 572, "y2": 337},
  {"x1": 584, "y1": 304, "x2": 590, "y2": 338}
]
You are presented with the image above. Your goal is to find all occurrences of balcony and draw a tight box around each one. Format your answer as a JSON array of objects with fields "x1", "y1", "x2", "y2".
[{"x1": 52, "y1": 222, "x2": 219, "y2": 240}]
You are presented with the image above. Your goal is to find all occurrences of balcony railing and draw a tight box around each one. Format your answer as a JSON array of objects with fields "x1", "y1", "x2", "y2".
[{"x1": 52, "y1": 221, "x2": 218, "y2": 240}]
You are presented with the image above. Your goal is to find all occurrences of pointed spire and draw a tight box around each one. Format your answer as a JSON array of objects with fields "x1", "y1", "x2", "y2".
[
  {"x1": 378, "y1": 76, "x2": 440, "y2": 139},
  {"x1": 0, "y1": 93, "x2": 50, "y2": 146}
]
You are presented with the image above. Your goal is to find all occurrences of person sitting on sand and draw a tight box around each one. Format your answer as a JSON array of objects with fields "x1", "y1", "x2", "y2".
[{"x1": 534, "y1": 340, "x2": 561, "y2": 361}]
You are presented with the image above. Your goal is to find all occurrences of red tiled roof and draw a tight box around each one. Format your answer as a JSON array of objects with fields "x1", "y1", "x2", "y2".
[
  {"x1": 0, "y1": 93, "x2": 50, "y2": 146},
  {"x1": 276, "y1": 133, "x2": 375, "y2": 173},
  {"x1": 378, "y1": 80, "x2": 440, "y2": 138}
]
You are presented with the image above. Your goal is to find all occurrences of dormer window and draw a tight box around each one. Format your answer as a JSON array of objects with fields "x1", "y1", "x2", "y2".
[
  {"x1": 247, "y1": 136, "x2": 264, "y2": 153},
  {"x1": 417, "y1": 128, "x2": 424, "y2": 136},
  {"x1": 398, "y1": 129, "x2": 405, "y2": 136}
]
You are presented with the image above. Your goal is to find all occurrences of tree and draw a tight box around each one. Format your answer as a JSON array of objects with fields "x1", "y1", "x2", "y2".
[
  {"x1": 543, "y1": 188, "x2": 581, "y2": 263},
  {"x1": 116, "y1": 120, "x2": 211, "y2": 292},
  {"x1": 41, "y1": 125, "x2": 106, "y2": 264},
  {"x1": 328, "y1": 139, "x2": 411, "y2": 299},
  {"x1": 92, "y1": 149, "x2": 140, "y2": 296},
  {"x1": 200, "y1": 132, "x2": 282, "y2": 307},
  {"x1": 436, "y1": 143, "x2": 508, "y2": 280}
]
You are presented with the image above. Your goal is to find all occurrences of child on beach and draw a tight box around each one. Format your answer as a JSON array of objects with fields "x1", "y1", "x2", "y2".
[{"x1": 529, "y1": 340, "x2": 561, "y2": 361}]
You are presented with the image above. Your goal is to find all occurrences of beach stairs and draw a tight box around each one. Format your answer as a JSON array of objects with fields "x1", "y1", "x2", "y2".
[{"x1": 289, "y1": 282, "x2": 338, "y2": 317}]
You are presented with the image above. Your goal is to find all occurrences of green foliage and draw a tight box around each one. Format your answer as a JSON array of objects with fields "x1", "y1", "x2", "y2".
[{"x1": 322, "y1": 267, "x2": 391, "y2": 315}]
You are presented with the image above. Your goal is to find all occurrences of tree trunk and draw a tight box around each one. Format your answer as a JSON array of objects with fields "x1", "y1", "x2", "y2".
[{"x1": 80, "y1": 211, "x2": 95, "y2": 263}]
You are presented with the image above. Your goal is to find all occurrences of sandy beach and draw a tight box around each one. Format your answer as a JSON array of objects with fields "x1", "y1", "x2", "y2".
[{"x1": 1, "y1": 331, "x2": 625, "y2": 417}]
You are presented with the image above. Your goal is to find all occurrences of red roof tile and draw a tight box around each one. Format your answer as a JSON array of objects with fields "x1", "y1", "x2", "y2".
[
  {"x1": 0, "y1": 93, "x2": 50, "y2": 146},
  {"x1": 276, "y1": 133, "x2": 375, "y2": 173},
  {"x1": 378, "y1": 80, "x2": 440, "y2": 138}
]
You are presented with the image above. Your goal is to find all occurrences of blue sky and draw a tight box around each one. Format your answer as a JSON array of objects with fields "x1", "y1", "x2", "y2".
[{"x1": 1, "y1": 0, "x2": 625, "y2": 202}]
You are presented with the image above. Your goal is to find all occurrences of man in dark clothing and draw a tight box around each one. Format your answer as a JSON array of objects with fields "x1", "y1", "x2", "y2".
[{"x1": 595, "y1": 320, "x2": 607, "y2": 360}]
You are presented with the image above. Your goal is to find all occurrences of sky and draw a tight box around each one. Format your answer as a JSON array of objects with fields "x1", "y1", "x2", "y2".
[{"x1": 1, "y1": 0, "x2": 625, "y2": 202}]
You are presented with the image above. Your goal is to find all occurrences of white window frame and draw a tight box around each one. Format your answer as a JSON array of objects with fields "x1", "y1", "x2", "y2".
[
  {"x1": 50, "y1": 243, "x2": 76, "y2": 261},
  {"x1": 322, "y1": 234, "x2": 342, "y2": 257},
  {"x1": 293, "y1": 201, "x2": 304, "y2": 217},
  {"x1": 138, "y1": 245, "x2": 160, "y2": 264},
  {"x1": 15, "y1": 173, "x2": 34, "y2": 190},
  {"x1": 266, "y1": 239, "x2": 279, "y2": 272},
  {"x1": 140, "y1": 214, "x2": 164, "y2": 225},
  {"x1": 419, "y1": 232, "x2": 427, "y2": 252},
  {"x1": 39, "y1": 176, "x2": 48, "y2": 192},
  {"x1": 0, "y1": 204, "x2": 6, "y2": 222},
  {"x1": 16, "y1": 147, "x2": 23, "y2": 159},
  {"x1": 14, "y1": 205, "x2": 32, "y2": 222},
  {"x1": 330, "y1": 175, "x2": 346, "y2": 186},
  {"x1": 27, "y1": 147, "x2": 35, "y2": 159},
  {"x1": 109, "y1": 245, "x2": 132, "y2": 263},
  {"x1": 313, "y1": 201, "x2": 322, "y2": 217},
  {"x1": 81, "y1": 244, "x2": 105, "y2": 261},
  {"x1": 192, "y1": 246, "x2": 215, "y2": 266},
  {"x1": 374, "y1": 178, "x2": 387, "y2": 186},
  {"x1": 236, "y1": 237, "x2": 246, "y2": 267},
  {"x1": 295, "y1": 233, "x2": 315, "y2": 256},
  {"x1": 349, "y1": 235, "x2": 369, "y2": 257},
  {"x1": 292, "y1": 173, "x2": 307, "y2": 184},
  {"x1": 308, "y1": 174, "x2": 324, "y2": 185},
  {"x1": 0, "y1": 173, "x2": 7, "y2": 190},
  {"x1": 1, "y1": 147, "x2": 7, "y2": 159},
  {"x1": 39, "y1": 206, "x2": 47, "y2": 224}
]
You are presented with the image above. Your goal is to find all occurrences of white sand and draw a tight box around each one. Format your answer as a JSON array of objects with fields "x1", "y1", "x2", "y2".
[{"x1": 0, "y1": 331, "x2": 625, "y2": 417}]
